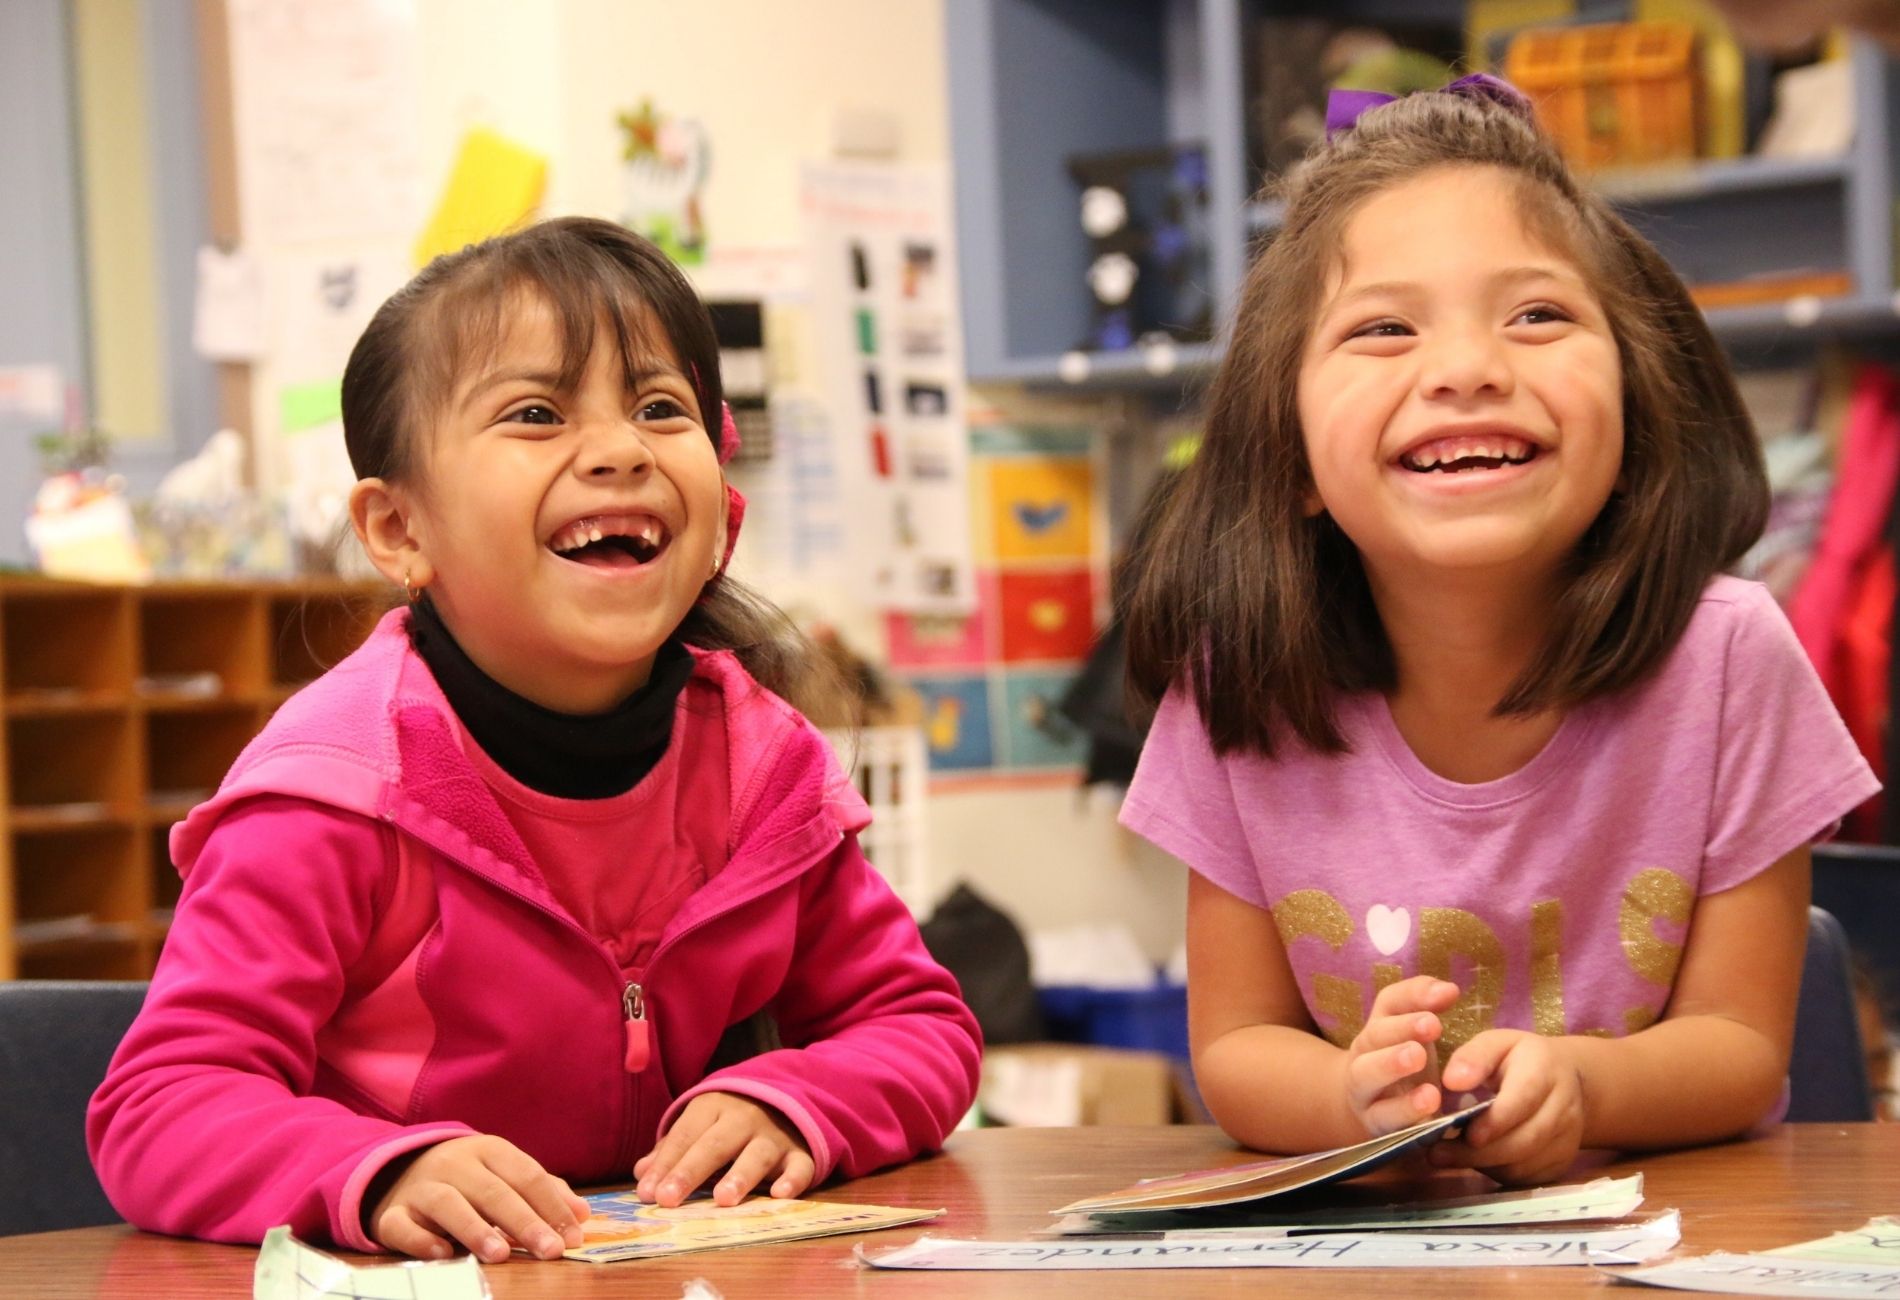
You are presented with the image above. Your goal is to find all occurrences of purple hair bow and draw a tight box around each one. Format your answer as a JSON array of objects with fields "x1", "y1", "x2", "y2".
[{"x1": 1324, "y1": 72, "x2": 1534, "y2": 141}]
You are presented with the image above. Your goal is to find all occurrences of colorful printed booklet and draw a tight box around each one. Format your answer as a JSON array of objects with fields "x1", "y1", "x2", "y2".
[
  {"x1": 1054, "y1": 1099, "x2": 1493, "y2": 1217},
  {"x1": 558, "y1": 1191, "x2": 942, "y2": 1264}
]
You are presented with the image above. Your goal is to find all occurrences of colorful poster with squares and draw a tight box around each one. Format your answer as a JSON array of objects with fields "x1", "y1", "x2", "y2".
[
  {"x1": 998, "y1": 569, "x2": 1095, "y2": 664},
  {"x1": 910, "y1": 673, "x2": 994, "y2": 770},
  {"x1": 1000, "y1": 670, "x2": 1087, "y2": 769},
  {"x1": 987, "y1": 458, "x2": 1095, "y2": 563}
]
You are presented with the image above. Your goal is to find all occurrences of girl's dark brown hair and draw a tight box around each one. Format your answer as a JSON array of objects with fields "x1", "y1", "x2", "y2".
[
  {"x1": 341, "y1": 216, "x2": 853, "y2": 724},
  {"x1": 1123, "y1": 91, "x2": 1768, "y2": 756}
]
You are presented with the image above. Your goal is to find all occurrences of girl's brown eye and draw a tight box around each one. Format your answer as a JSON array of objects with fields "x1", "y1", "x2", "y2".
[
  {"x1": 639, "y1": 398, "x2": 687, "y2": 422},
  {"x1": 508, "y1": 405, "x2": 560, "y2": 425}
]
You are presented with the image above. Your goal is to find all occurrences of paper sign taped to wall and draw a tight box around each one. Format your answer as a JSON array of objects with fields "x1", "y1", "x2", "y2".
[
  {"x1": 193, "y1": 247, "x2": 268, "y2": 361},
  {"x1": 413, "y1": 127, "x2": 547, "y2": 267}
]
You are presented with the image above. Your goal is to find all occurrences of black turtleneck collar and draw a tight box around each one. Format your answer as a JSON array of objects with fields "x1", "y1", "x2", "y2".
[{"x1": 406, "y1": 597, "x2": 695, "y2": 799}]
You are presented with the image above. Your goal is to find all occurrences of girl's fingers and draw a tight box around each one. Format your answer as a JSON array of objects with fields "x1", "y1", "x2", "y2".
[
  {"x1": 376, "y1": 1205, "x2": 454, "y2": 1261},
  {"x1": 409, "y1": 1184, "x2": 514, "y2": 1264},
  {"x1": 770, "y1": 1149, "x2": 817, "y2": 1199},
  {"x1": 651, "y1": 1122, "x2": 745, "y2": 1209},
  {"x1": 483, "y1": 1148, "x2": 588, "y2": 1250},
  {"x1": 1348, "y1": 1040, "x2": 1433, "y2": 1106},
  {"x1": 563, "y1": 1184, "x2": 593, "y2": 1233},
  {"x1": 713, "y1": 1135, "x2": 787, "y2": 1207},
  {"x1": 461, "y1": 1169, "x2": 566, "y2": 1261},
  {"x1": 1355, "y1": 1011, "x2": 1444, "y2": 1053},
  {"x1": 1441, "y1": 1030, "x2": 1516, "y2": 1095},
  {"x1": 636, "y1": 1107, "x2": 720, "y2": 1201},
  {"x1": 1362, "y1": 1081, "x2": 1440, "y2": 1135},
  {"x1": 1369, "y1": 976, "x2": 1460, "y2": 1019}
]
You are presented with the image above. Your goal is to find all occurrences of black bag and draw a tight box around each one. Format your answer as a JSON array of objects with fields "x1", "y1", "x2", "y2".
[{"x1": 919, "y1": 884, "x2": 1045, "y2": 1045}]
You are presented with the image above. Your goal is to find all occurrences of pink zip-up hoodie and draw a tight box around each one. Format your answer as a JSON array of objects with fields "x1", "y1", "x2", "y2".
[{"x1": 87, "y1": 609, "x2": 981, "y2": 1250}]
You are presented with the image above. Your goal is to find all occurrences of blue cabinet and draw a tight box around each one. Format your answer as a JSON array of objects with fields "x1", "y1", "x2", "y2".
[{"x1": 948, "y1": 0, "x2": 1900, "y2": 388}]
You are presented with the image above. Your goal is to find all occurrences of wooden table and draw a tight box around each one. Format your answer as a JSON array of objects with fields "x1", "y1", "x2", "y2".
[{"x1": 4, "y1": 1124, "x2": 1896, "y2": 1297}]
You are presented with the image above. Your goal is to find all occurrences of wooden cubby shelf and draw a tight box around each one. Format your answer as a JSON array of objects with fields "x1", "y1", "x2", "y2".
[{"x1": 0, "y1": 577, "x2": 389, "y2": 980}]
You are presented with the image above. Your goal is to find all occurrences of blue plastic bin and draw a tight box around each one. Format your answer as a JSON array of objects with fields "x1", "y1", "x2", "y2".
[{"x1": 1036, "y1": 982, "x2": 1189, "y2": 1060}]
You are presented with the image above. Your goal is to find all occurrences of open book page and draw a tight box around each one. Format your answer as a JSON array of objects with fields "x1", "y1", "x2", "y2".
[
  {"x1": 1054, "y1": 1098, "x2": 1493, "y2": 1216},
  {"x1": 1052, "y1": 1173, "x2": 1645, "y2": 1236}
]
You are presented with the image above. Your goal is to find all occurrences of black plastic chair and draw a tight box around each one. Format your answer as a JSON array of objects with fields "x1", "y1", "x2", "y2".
[
  {"x1": 0, "y1": 980, "x2": 147, "y2": 1236},
  {"x1": 1812, "y1": 842, "x2": 1900, "y2": 997},
  {"x1": 1787, "y1": 907, "x2": 1874, "y2": 1122}
]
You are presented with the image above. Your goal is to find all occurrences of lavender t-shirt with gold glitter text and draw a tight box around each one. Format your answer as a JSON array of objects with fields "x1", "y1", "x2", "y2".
[{"x1": 1121, "y1": 576, "x2": 1877, "y2": 1055}]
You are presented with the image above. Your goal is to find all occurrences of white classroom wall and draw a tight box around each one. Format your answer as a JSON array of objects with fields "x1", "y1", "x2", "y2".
[{"x1": 408, "y1": 0, "x2": 1188, "y2": 960}]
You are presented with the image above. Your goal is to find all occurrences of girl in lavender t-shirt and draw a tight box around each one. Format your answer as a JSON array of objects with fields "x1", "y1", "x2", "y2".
[{"x1": 1119, "y1": 79, "x2": 1876, "y2": 1185}]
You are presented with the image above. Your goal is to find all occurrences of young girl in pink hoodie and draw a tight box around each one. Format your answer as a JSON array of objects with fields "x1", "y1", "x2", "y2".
[{"x1": 89, "y1": 217, "x2": 981, "y2": 1263}]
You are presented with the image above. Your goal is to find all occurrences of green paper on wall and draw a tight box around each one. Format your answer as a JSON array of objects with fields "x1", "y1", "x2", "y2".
[{"x1": 279, "y1": 380, "x2": 342, "y2": 435}]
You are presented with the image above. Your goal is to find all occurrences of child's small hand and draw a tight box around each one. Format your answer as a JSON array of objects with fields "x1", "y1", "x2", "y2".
[
  {"x1": 1430, "y1": 1030, "x2": 1584, "y2": 1184},
  {"x1": 1344, "y1": 976, "x2": 1460, "y2": 1137},
  {"x1": 634, "y1": 1092, "x2": 815, "y2": 1208},
  {"x1": 370, "y1": 1134, "x2": 590, "y2": 1263}
]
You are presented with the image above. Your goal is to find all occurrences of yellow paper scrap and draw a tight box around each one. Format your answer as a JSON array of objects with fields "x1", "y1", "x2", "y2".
[{"x1": 413, "y1": 127, "x2": 547, "y2": 268}]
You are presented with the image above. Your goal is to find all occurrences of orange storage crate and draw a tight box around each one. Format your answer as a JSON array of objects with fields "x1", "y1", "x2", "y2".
[{"x1": 1504, "y1": 22, "x2": 1700, "y2": 170}]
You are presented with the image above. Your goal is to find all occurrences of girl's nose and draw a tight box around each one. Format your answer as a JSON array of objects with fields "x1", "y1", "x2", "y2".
[
  {"x1": 580, "y1": 420, "x2": 658, "y2": 478},
  {"x1": 1418, "y1": 325, "x2": 1514, "y2": 402}
]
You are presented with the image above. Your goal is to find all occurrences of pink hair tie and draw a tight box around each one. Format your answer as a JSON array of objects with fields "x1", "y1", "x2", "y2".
[{"x1": 716, "y1": 401, "x2": 744, "y2": 575}]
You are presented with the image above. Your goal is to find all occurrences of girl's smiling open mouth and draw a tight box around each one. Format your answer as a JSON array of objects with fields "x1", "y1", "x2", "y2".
[
  {"x1": 1396, "y1": 430, "x2": 1542, "y2": 475},
  {"x1": 548, "y1": 513, "x2": 672, "y2": 568}
]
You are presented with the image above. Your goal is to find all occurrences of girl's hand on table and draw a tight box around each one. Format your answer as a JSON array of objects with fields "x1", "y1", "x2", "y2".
[
  {"x1": 1344, "y1": 976, "x2": 1459, "y2": 1136},
  {"x1": 371, "y1": 1134, "x2": 589, "y2": 1263},
  {"x1": 1430, "y1": 1030, "x2": 1584, "y2": 1184},
  {"x1": 635, "y1": 1092, "x2": 815, "y2": 1208}
]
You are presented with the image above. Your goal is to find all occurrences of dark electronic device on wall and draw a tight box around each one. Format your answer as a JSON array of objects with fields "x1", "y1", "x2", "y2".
[{"x1": 705, "y1": 299, "x2": 770, "y2": 462}]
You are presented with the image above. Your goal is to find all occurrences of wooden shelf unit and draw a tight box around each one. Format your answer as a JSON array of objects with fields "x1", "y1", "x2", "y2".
[{"x1": 0, "y1": 577, "x2": 388, "y2": 980}]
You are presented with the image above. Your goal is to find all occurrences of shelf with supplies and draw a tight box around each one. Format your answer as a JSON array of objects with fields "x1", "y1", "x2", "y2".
[
  {"x1": 0, "y1": 577, "x2": 389, "y2": 980},
  {"x1": 948, "y1": 0, "x2": 1900, "y2": 390}
]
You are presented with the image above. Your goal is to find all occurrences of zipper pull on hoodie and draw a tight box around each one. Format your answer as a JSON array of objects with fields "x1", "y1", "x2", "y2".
[{"x1": 623, "y1": 981, "x2": 650, "y2": 1072}]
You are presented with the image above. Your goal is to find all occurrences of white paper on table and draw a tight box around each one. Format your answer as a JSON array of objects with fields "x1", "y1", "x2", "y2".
[
  {"x1": 1603, "y1": 1252, "x2": 1900, "y2": 1297},
  {"x1": 1051, "y1": 1174, "x2": 1646, "y2": 1237},
  {"x1": 253, "y1": 1225, "x2": 488, "y2": 1299},
  {"x1": 861, "y1": 1210, "x2": 1679, "y2": 1271}
]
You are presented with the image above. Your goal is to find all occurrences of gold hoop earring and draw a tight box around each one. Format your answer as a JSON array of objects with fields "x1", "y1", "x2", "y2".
[{"x1": 403, "y1": 573, "x2": 420, "y2": 604}]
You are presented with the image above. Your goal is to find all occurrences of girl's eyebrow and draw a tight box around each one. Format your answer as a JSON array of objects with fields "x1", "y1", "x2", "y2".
[
  {"x1": 460, "y1": 366, "x2": 564, "y2": 405},
  {"x1": 1322, "y1": 264, "x2": 1583, "y2": 317}
]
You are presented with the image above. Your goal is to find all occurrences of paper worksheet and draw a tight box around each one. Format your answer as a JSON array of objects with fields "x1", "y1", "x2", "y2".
[
  {"x1": 1607, "y1": 1216, "x2": 1900, "y2": 1296},
  {"x1": 1607, "y1": 1253, "x2": 1900, "y2": 1297},
  {"x1": 861, "y1": 1211, "x2": 1680, "y2": 1271},
  {"x1": 253, "y1": 1226, "x2": 485, "y2": 1299}
]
